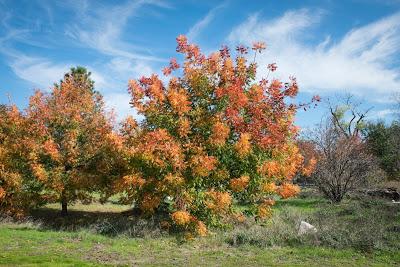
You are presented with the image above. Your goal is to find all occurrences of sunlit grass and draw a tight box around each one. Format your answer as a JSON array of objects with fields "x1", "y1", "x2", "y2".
[
  {"x1": 44, "y1": 201, "x2": 131, "y2": 213},
  {"x1": 1, "y1": 225, "x2": 398, "y2": 266}
]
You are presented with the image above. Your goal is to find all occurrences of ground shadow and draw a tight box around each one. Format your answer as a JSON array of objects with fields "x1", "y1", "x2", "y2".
[{"x1": 24, "y1": 207, "x2": 167, "y2": 237}]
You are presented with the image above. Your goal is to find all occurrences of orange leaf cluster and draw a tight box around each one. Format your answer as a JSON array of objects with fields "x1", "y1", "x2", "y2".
[
  {"x1": 31, "y1": 164, "x2": 47, "y2": 182},
  {"x1": 230, "y1": 175, "x2": 250, "y2": 192},
  {"x1": 258, "y1": 160, "x2": 281, "y2": 178},
  {"x1": 137, "y1": 129, "x2": 184, "y2": 170},
  {"x1": 167, "y1": 88, "x2": 191, "y2": 115},
  {"x1": 122, "y1": 174, "x2": 146, "y2": 188},
  {"x1": 257, "y1": 198, "x2": 275, "y2": 219},
  {"x1": 164, "y1": 173, "x2": 185, "y2": 188},
  {"x1": 302, "y1": 157, "x2": 317, "y2": 177},
  {"x1": 140, "y1": 193, "x2": 161, "y2": 213},
  {"x1": 177, "y1": 117, "x2": 190, "y2": 138},
  {"x1": 205, "y1": 190, "x2": 232, "y2": 213},
  {"x1": 235, "y1": 133, "x2": 252, "y2": 158},
  {"x1": 257, "y1": 204, "x2": 272, "y2": 219},
  {"x1": 195, "y1": 220, "x2": 208, "y2": 237},
  {"x1": 171, "y1": 210, "x2": 191, "y2": 225},
  {"x1": 209, "y1": 121, "x2": 230, "y2": 146},
  {"x1": 0, "y1": 187, "x2": 5, "y2": 200},
  {"x1": 277, "y1": 183, "x2": 301, "y2": 199},
  {"x1": 190, "y1": 154, "x2": 217, "y2": 177},
  {"x1": 262, "y1": 182, "x2": 277, "y2": 193},
  {"x1": 43, "y1": 140, "x2": 60, "y2": 162},
  {"x1": 233, "y1": 212, "x2": 246, "y2": 223}
]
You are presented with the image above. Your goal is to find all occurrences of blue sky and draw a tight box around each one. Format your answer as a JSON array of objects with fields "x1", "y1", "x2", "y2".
[{"x1": 0, "y1": 0, "x2": 399, "y2": 128}]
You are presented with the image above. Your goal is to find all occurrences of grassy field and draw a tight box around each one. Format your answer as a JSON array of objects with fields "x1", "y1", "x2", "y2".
[{"x1": 1, "y1": 191, "x2": 399, "y2": 266}]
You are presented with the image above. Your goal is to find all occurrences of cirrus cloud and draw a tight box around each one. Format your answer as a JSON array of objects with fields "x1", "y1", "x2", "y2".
[{"x1": 228, "y1": 9, "x2": 400, "y2": 100}]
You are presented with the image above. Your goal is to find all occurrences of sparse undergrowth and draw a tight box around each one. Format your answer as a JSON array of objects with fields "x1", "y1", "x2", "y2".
[{"x1": 226, "y1": 197, "x2": 400, "y2": 254}]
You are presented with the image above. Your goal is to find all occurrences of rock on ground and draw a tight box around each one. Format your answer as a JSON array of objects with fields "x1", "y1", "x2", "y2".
[{"x1": 298, "y1": 221, "x2": 317, "y2": 235}]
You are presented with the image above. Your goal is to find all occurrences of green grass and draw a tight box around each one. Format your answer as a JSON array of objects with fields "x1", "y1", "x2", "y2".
[
  {"x1": 0, "y1": 225, "x2": 398, "y2": 267},
  {"x1": 274, "y1": 197, "x2": 324, "y2": 213},
  {"x1": 44, "y1": 202, "x2": 131, "y2": 214},
  {"x1": 0, "y1": 193, "x2": 399, "y2": 266}
]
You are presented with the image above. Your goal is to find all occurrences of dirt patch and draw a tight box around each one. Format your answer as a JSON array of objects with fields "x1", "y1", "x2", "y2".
[{"x1": 81, "y1": 243, "x2": 138, "y2": 266}]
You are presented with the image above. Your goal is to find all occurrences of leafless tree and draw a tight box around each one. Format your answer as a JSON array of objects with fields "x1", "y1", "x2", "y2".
[
  {"x1": 328, "y1": 95, "x2": 373, "y2": 138},
  {"x1": 311, "y1": 96, "x2": 380, "y2": 202}
]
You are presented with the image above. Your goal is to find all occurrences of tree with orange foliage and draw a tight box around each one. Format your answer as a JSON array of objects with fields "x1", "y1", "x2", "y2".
[
  {"x1": 119, "y1": 36, "x2": 319, "y2": 234},
  {"x1": 26, "y1": 67, "x2": 122, "y2": 215},
  {"x1": 0, "y1": 104, "x2": 44, "y2": 217},
  {"x1": 295, "y1": 140, "x2": 318, "y2": 184}
]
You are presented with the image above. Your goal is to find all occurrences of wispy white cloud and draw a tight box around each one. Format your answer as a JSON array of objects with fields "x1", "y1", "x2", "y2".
[
  {"x1": 3, "y1": 49, "x2": 106, "y2": 91},
  {"x1": 62, "y1": 0, "x2": 170, "y2": 120},
  {"x1": 10, "y1": 55, "x2": 69, "y2": 90},
  {"x1": 5, "y1": 50, "x2": 138, "y2": 120},
  {"x1": 0, "y1": 12, "x2": 69, "y2": 90},
  {"x1": 228, "y1": 9, "x2": 400, "y2": 99},
  {"x1": 229, "y1": 9, "x2": 323, "y2": 42},
  {"x1": 187, "y1": 2, "x2": 227, "y2": 41},
  {"x1": 65, "y1": 0, "x2": 166, "y2": 62},
  {"x1": 106, "y1": 57, "x2": 154, "y2": 80},
  {"x1": 0, "y1": 0, "x2": 164, "y2": 120},
  {"x1": 370, "y1": 108, "x2": 400, "y2": 119},
  {"x1": 100, "y1": 57, "x2": 155, "y2": 120},
  {"x1": 0, "y1": 26, "x2": 106, "y2": 92},
  {"x1": 103, "y1": 92, "x2": 144, "y2": 121},
  {"x1": 2, "y1": 45, "x2": 137, "y2": 121}
]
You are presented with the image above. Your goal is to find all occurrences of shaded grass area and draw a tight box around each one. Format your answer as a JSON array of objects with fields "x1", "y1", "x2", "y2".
[{"x1": 0, "y1": 191, "x2": 399, "y2": 266}]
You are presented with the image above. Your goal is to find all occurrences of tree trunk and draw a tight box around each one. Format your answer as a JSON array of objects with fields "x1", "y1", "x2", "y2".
[{"x1": 61, "y1": 190, "x2": 68, "y2": 216}]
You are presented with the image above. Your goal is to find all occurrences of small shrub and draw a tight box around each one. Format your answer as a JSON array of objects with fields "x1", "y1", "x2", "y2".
[
  {"x1": 225, "y1": 207, "x2": 313, "y2": 247},
  {"x1": 297, "y1": 187, "x2": 321, "y2": 199},
  {"x1": 311, "y1": 199, "x2": 399, "y2": 253}
]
